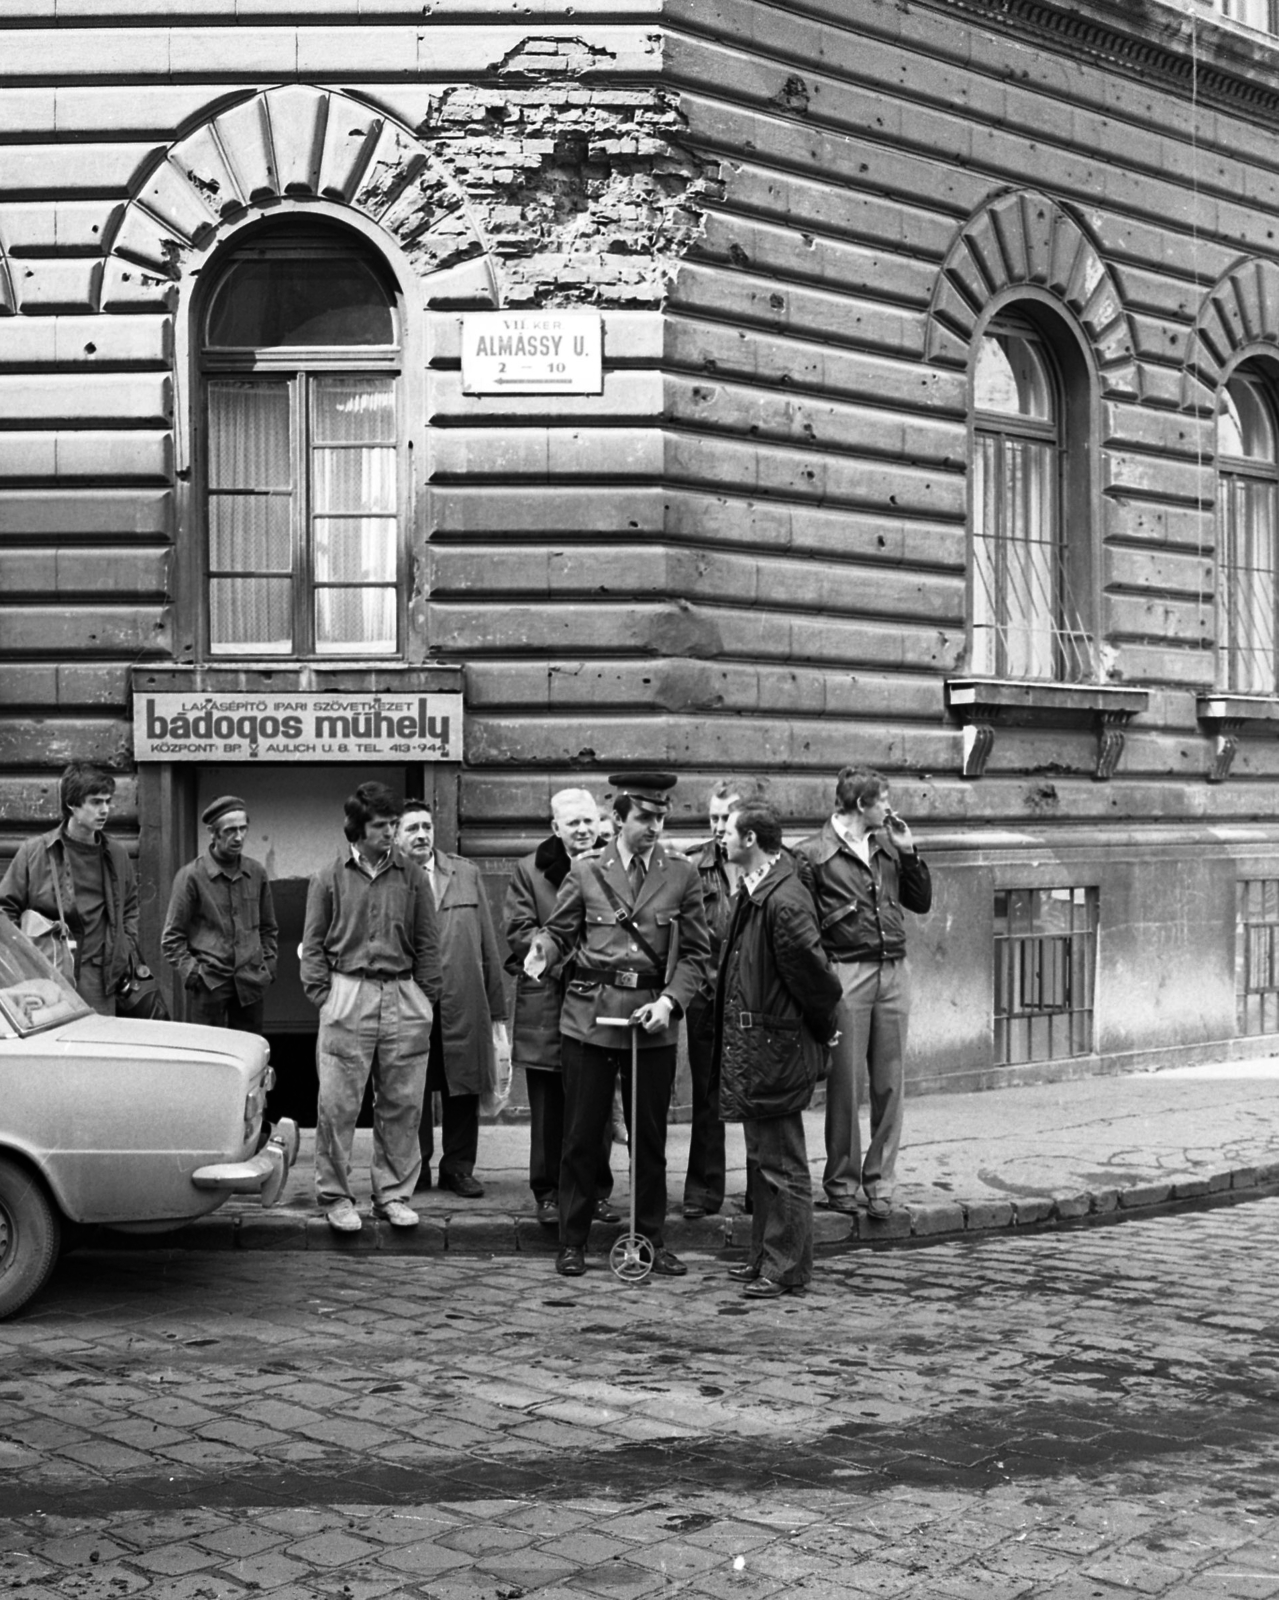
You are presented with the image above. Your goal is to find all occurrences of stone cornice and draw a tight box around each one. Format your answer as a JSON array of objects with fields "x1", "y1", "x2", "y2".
[{"x1": 931, "y1": 0, "x2": 1279, "y2": 126}]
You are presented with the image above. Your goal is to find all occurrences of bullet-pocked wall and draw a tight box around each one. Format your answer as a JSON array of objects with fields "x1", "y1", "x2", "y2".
[{"x1": 3, "y1": 0, "x2": 1279, "y2": 1088}]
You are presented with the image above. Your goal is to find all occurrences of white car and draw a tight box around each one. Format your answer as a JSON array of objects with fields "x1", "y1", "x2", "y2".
[{"x1": 0, "y1": 915, "x2": 297, "y2": 1317}]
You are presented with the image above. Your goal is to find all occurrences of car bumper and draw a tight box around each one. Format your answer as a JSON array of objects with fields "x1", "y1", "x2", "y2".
[{"x1": 191, "y1": 1118, "x2": 299, "y2": 1208}]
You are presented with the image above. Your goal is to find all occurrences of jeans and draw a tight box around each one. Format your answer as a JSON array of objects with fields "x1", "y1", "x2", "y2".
[
  {"x1": 682, "y1": 994, "x2": 726, "y2": 1212},
  {"x1": 560, "y1": 1037, "x2": 675, "y2": 1250},
  {"x1": 744, "y1": 1113, "x2": 813, "y2": 1287},
  {"x1": 824, "y1": 957, "x2": 909, "y2": 1203},
  {"x1": 314, "y1": 973, "x2": 433, "y2": 1210}
]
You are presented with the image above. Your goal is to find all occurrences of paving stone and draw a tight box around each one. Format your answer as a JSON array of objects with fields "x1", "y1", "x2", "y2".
[
  {"x1": 1170, "y1": 1177, "x2": 1212, "y2": 1199},
  {"x1": 1090, "y1": 1188, "x2": 1120, "y2": 1214},
  {"x1": 1010, "y1": 1198, "x2": 1055, "y2": 1225},
  {"x1": 909, "y1": 1202, "x2": 967, "y2": 1237},
  {"x1": 1118, "y1": 1182, "x2": 1173, "y2": 1208},
  {"x1": 1051, "y1": 1193, "x2": 1092, "y2": 1219},
  {"x1": 964, "y1": 1200, "x2": 1014, "y2": 1230},
  {"x1": 1231, "y1": 1167, "x2": 1261, "y2": 1190},
  {"x1": 446, "y1": 1215, "x2": 521, "y2": 1251}
]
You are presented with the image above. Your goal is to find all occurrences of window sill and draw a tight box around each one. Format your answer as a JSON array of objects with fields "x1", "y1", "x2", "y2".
[
  {"x1": 1196, "y1": 694, "x2": 1279, "y2": 782},
  {"x1": 946, "y1": 678, "x2": 1150, "y2": 780}
]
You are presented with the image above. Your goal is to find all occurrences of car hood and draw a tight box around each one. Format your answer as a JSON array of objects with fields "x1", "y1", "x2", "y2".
[{"x1": 47, "y1": 1013, "x2": 269, "y2": 1069}]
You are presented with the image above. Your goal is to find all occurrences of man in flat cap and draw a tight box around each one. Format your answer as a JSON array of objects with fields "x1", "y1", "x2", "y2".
[
  {"x1": 525, "y1": 771, "x2": 711, "y2": 1279},
  {"x1": 162, "y1": 795, "x2": 278, "y2": 1031}
]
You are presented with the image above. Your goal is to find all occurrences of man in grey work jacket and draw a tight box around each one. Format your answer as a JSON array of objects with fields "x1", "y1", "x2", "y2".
[
  {"x1": 525, "y1": 771, "x2": 711, "y2": 1279},
  {"x1": 795, "y1": 766, "x2": 931, "y2": 1221},
  {"x1": 162, "y1": 794, "x2": 278, "y2": 1032},
  {"x1": 301, "y1": 782, "x2": 443, "y2": 1235}
]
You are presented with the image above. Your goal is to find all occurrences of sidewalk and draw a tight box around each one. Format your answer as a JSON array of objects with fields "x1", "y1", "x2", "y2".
[{"x1": 109, "y1": 1056, "x2": 1279, "y2": 1255}]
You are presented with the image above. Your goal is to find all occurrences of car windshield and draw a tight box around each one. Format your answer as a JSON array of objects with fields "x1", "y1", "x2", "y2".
[{"x1": 0, "y1": 916, "x2": 92, "y2": 1035}]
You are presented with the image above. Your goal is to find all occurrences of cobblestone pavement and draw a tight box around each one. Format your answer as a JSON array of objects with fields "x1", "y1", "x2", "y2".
[{"x1": 3, "y1": 1202, "x2": 1279, "y2": 1598}]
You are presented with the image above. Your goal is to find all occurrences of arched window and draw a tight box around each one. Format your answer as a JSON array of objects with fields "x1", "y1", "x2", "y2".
[
  {"x1": 200, "y1": 226, "x2": 402, "y2": 657},
  {"x1": 971, "y1": 314, "x2": 1092, "y2": 681},
  {"x1": 1218, "y1": 368, "x2": 1279, "y2": 694}
]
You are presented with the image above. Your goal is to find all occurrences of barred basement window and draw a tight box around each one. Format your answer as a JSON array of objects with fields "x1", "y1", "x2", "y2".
[
  {"x1": 1237, "y1": 878, "x2": 1279, "y2": 1035},
  {"x1": 994, "y1": 887, "x2": 1098, "y2": 1066}
]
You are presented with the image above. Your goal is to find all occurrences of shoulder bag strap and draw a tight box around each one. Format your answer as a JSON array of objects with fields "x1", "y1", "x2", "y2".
[{"x1": 588, "y1": 862, "x2": 666, "y2": 975}]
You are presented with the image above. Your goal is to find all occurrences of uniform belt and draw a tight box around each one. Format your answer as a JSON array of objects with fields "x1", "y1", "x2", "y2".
[
  {"x1": 574, "y1": 962, "x2": 661, "y2": 991},
  {"x1": 737, "y1": 1011, "x2": 801, "y2": 1031},
  {"x1": 344, "y1": 968, "x2": 411, "y2": 982}
]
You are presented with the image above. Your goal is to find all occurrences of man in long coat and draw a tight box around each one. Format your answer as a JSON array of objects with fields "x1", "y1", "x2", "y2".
[
  {"x1": 715, "y1": 800, "x2": 842, "y2": 1297},
  {"x1": 398, "y1": 801, "x2": 507, "y2": 1198},
  {"x1": 503, "y1": 786, "x2": 617, "y2": 1227},
  {"x1": 525, "y1": 771, "x2": 711, "y2": 1279}
]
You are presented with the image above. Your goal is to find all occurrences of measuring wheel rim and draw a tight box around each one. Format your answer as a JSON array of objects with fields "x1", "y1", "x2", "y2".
[{"x1": 609, "y1": 1231, "x2": 655, "y2": 1282}]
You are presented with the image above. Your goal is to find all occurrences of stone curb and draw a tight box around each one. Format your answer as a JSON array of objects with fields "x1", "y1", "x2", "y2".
[{"x1": 87, "y1": 1164, "x2": 1279, "y2": 1255}]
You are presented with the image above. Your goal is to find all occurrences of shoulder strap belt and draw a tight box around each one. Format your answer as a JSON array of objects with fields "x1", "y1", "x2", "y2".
[{"x1": 589, "y1": 863, "x2": 666, "y2": 975}]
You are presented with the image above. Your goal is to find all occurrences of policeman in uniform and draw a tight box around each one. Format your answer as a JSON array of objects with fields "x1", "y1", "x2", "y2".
[{"x1": 525, "y1": 771, "x2": 711, "y2": 1279}]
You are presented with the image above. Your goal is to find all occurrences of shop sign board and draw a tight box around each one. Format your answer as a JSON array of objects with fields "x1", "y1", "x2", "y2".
[
  {"x1": 134, "y1": 692, "x2": 463, "y2": 762},
  {"x1": 461, "y1": 309, "x2": 603, "y2": 394}
]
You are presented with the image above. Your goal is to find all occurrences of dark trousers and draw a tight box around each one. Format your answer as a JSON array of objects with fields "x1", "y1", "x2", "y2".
[
  {"x1": 526, "y1": 1067, "x2": 613, "y2": 1204},
  {"x1": 683, "y1": 994, "x2": 726, "y2": 1212},
  {"x1": 744, "y1": 1113, "x2": 813, "y2": 1288},
  {"x1": 418, "y1": 1014, "x2": 479, "y2": 1179},
  {"x1": 190, "y1": 986, "x2": 264, "y2": 1033},
  {"x1": 560, "y1": 1037, "x2": 675, "y2": 1250}
]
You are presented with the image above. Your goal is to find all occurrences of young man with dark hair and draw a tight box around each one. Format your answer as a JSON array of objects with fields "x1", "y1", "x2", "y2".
[
  {"x1": 161, "y1": 795, "x2": 278, "y2": 1032},
  {"x1": 716, "y1": 800, "x2": 842, "y2": 1297},
  {"x1": 795, "y1": 766, "x2": 932, "y2": 1220},
  {"x1": 301, "y1": 782, "x2": 443, "y2": 1233},
  {"x1": 397, "y1": 800, "x2": 507, "y2": 1199},
  {"x1": 525, "y1": 771, "x2": 711, "y2": 1279},
  {"x1": 0, "y1": 761, "x2": 139, "y2": 1015}
]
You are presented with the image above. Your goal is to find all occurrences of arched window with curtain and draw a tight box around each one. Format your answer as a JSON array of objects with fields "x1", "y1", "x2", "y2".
[
  {"x1": 199, "y1": 225, "x2": 403, "y2": 658},
  {"x1": 970, "y1": 313, "x2": 1093, "y2": 682},
  {"x1": 1218, "y1": 367, "x2": 1279, "y2": 695}
]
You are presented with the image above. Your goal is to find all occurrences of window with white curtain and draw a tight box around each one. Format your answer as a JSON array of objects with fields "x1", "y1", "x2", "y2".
[
  {"x1": 200, "y1": 229, "x2": 401, "y2": 657},
  {"x1": 1218, "y1": 369, "x2": 1279, "y2": 694},
  {"x1": 971, "y1": 317, "x2": 1091, "y2": 681}
]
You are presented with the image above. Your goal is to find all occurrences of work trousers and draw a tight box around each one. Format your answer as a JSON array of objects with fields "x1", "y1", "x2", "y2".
[
  {"x1": 315, "y1": 973, "x2": 433, "y2": 1211},
  {"x1": 682, "y1": 994, "x2": 726, "y2": 1213},
  {"x1": 560, "y1": 1037, "x2": 675, "y2": 1250},
  {"x1": 824, "y1": 957, "x2": 910, "y2": 1204},
  {"x1": 78, "y1": 959, "x2": 116, "y2": 1017},
  {"x1": 525, "y1": 1066, "x2": 614, "y2": 1204},
  {"x1": 418, "y1": 1012, "x2": 479, "y2": 1181},
  {"x1": 189, "y1": 985, "x2": 264, "y2": 1033},
  {"x1": 743, "y1": 1113, "x2": 813, "y2": 1287}
]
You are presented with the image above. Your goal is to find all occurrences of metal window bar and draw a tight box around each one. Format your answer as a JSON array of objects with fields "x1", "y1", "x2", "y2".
[
  {"x1": 994, "y1": 888, "x2": 1097, "y2": 1066},
  {"x1": 1237, "y1": 878, "x2": 1279, "y2": 1035},
  {"x1": 973, "y1": 433, "x2": 1093, "y2": 682}
]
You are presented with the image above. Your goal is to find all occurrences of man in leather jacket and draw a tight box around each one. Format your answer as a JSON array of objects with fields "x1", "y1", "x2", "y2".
[{"x1": 794, "y1": 767, "x2": 932, "y2": 1220}]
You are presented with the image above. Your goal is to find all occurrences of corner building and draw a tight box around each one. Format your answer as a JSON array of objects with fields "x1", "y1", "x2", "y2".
[{"x1": 2, "y1": 0, "x2": 1277, "y2": 1090}]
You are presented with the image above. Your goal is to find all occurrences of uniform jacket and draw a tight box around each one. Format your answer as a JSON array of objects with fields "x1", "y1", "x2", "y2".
[
  {"x1": 794, "y1": 819, "x2": 932, "y2": 963},
  {"x1": 0, "y1": 825, "x2": 139, "y2": 994},
  {"x1": 714, "y1": 854, "x2": 843, "y2": 1122},
  {"x1": 541, "y1": 839, "x2": 711, "y2": 1050},
  {"x1": 161, "y1": 852, "x2": 279, "y2": 1005},
  {"x1": 503, "y1": 835, "x2": 572, "y2": 1073},
  {"x1": 432, "y1": 850, "x2": 508, "y2": 1097}
]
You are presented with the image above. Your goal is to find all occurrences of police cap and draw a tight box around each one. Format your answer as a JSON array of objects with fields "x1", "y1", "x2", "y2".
[{"x1": 607, "y1": 771, "x2": 678, "y2": 812}]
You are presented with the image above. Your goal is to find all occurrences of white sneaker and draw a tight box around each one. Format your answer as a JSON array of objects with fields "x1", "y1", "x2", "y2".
[
  {"x1": 326, "y1": 1199, "x2": 363, "y2": 1233},
  {"x1": 376, "y1": 1199, "x2": 419, "y2": 1228}
]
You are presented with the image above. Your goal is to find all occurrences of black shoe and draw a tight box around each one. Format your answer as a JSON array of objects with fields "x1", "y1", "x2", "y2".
[
  {"x1": 682, "y1": 1204, "x2": 706, "y2": 1219},
  {"x1": 594, "y1": 1200, "x2": 620, "y2": 1223},
  {"x1": 819, "y1": 1196, "x2": 859, "y2": 1216},
  {"x1": 535, "y1": 1198, "x2": 559, "y2": 1227},
  {"x1": 743, "y1": 1277, "x2": 792, "y2": 1299},
  {"x1": 650, "y1": 1248, "x2": 687, "y2": 1277},
  {"x1": 440, "y1": 1170, "x2": 485, "y2": 1199},
  {"x1": 555, "y1": 1247, "x2": 586, "y2": 1277},
  {"x1": 727, "y1": 1263, "x2": 760, "y2": 1282}
]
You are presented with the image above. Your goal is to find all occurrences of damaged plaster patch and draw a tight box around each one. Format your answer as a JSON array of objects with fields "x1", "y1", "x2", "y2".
[{"x1": 421, "y1": 36, "x2": 722, "y2": 307}]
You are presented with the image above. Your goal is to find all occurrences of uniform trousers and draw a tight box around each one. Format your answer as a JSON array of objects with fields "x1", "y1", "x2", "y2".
[
  {"x1": 560, "y1": 1037, "x2": 675, "y2": 1250},
  {"x1": 525, "y1": 1066, "x2": 614, "y2": 1204},
  {"x1": 418, "y1": 1011, "x2": 479, "y2": 1181},
  {"x1": 824, "y1": 956, "x2": 909, "y2": 1204},
  {"x1": 189, "y1": 984, "x2": 264, "y2": 1033},
  {"x1": 682, "y1": 994, "x2": 726, "y2": 1213},
  {"x1": 315, "y1": 972, "x2": 433, "y2": 1211},
  {"x1": 743, "y1": 1113, "x2": 813, "y2": 1287}
]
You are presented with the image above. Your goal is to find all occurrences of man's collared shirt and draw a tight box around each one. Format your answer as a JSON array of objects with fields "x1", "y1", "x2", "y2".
[
  {"x1": 740, "y1": 853, "x2": 781, "y2": 899},
  {"x1": 830, "y1": 812, "x2": 873, "y2": 867},
  {"x1": 616, "y1": 842, "x2": 656, "y2": 877},
  {"x1": 350, "y1": 843, "x2": 394, "y2": 881}
]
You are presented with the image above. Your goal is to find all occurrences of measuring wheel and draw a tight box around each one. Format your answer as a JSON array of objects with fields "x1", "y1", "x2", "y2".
[{"x1": 599, "y1": 1015, "x2": 654, "y2": 1284}]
